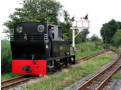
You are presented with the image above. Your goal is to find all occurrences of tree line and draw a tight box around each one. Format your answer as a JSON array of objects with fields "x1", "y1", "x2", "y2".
[
  {"x1": 3, "y1": 0, "x2": 121, "y2": 45},
  {"x1": 100, "y1": 19, "x2": 121, "y2": 47}
]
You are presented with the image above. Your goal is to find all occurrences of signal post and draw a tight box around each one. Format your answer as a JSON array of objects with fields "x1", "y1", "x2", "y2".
[{"x1": 70, "y1": 18, "x2": 90, "y2": 52}]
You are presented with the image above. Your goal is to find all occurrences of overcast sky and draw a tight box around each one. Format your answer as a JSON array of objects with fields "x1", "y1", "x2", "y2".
[{"x1": 0, "y1": 0, "x2": 121, "y2": 40}]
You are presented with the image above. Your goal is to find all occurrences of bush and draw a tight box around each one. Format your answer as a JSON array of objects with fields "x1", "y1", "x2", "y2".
[
  {"x1": 90, "y1": 34, "x2": 101, "y2": 42},
  {"x1": 109, "y1": 46, "x2": 117, "y2": 50},
  {"x1": 1, "y1": 40, "x2": 12, "y2": 74},
  {"x1": 75, "y1": 42, "x2": 96, "y2": 52},
  {"x1": 94, "y1": 41, "x2": 103, "y2": 49},
  {"x1": 111, "y1": 29, "x2": 121, "y2": 47}
]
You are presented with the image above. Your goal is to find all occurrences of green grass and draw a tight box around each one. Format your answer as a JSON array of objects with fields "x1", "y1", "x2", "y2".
[
  {"x1": 109, "y1": 46, "x2": 121, "y2": 52},
  {"x1": 72, "y1": 42, "x2": 103, "y2": 59},
  {"x1": 1, "y1": 73, "x2": 20, "y2": 81},
  {"x1": 117, "y1": 47, "x2": 121, "y2": 51},
  {"x1": 112, "y1": 73, "x2": 121, "y2": 79},
  {"x1": 24, "y1": 52, "x2": 115, "y2": 90},
  {"x1": 76, "y1": 49, "x2": 103, "y2": 59},
  {"x1": 1, "y1": 40, "x2": 20, "y2": 81}
]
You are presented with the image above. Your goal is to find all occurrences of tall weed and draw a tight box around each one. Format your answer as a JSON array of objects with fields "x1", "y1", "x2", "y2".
[
  {"x1": 75, "y1": 42, "x2": 102, "y2": 53},
  {"x1": 1, "y1": 40, "x2": 12, "y2": 73}
]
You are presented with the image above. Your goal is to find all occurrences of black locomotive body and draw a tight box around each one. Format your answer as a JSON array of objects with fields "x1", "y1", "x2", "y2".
[{"x1": 11, "y1": 22, "x2": 75, "y2": 75}]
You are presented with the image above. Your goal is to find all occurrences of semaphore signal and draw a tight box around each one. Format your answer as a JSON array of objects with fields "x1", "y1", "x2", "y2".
[
  {"x1": 67, "y1": 19, "x2": 71, "y2": 22},
  {"x1": 81, "y1": 14, "x2": 88, "y2": 20},
  {"x1": 69, "y1": 14, "x2": 90, "y2": 52},
  {"x1": 67, "y1": 16, "x2": 75, "y2": 22},
  {"x1": 67, "y1": 14, "x2": 88, "y2": 22}
]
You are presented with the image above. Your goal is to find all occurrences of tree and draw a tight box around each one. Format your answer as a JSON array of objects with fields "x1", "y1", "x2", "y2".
[
  {"x1": 111, "y1": 29, "x2": 121, "y2": 47},
  {"x1": 100, "y1": 19, "x2": 119, "y2": 44},
  {"x1": 3, "y1": 0, "x2": 62, "y2": 34},
  {"x1": 75, "y1": 29, "x2": 89, "y2": 43},
  {"x1": 61, "y1": 22, "x2": 72, "y2": 40},
  {"x1": 117, "y1": 21, "x2": 121, "y2": 29},
  {"x1": 90, "y1": 34, "x2": 103, "y2": 49},
  {"x1": 90, "y1": 34, "x2": 101, "y2": 42},
  {"x1": 60, "y1": 10, "x2": 72, "y2": 40}
]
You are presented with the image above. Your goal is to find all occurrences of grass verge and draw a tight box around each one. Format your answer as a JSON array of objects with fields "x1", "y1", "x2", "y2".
[
  {"x1": 1, "y1": 73, "x2": 20, "y2": 81},
  {"x1": 76, "y1": 49, "x2": 103, "y2": 59},
  {"x1": 24, "y1": 52, "x2": 115, "y2": 90},
  {"x1": 112, "y1": 73, "x2": 121, "y2": 79},
  {"x1": 72, "y1": 42, "x2": 103, "y2": 59}
]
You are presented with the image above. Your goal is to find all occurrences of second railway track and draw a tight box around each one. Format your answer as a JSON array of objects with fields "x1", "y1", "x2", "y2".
[{"x1": 76, "y1": 53, "x2": 121, "y2": 90}]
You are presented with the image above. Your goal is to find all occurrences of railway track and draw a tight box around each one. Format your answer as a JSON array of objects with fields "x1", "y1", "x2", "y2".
[
  {"x1": 107, "y1": 48, "x2": 121, "y2": 54},
  {"x1": 0, "y1": 49, "x2": 112, "y2": 90},
  {"x1": 1, "y1": 76, "x2": 37, "y2": 90},
  {"x1": 76, "y1": 51, "x2": 106, "y2": 62},
  {"x1": 76, "y1": 53, "x2": 121, "y2": 90},
  {"x1": 64, "y1": 50, "x2": 107, "y2": 69}
]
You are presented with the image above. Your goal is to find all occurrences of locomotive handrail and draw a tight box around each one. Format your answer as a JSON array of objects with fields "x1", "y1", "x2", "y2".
[{"x1": 10, "y1": 34, "x2": 46, "y2": 41}]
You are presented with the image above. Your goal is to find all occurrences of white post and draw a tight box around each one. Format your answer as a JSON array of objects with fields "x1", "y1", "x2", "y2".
[
  {"x1": 88, "y1": 20, "x2": 90, "y2": 28},
  {"x1": 72, "y1": 28, "x2": 75, "y2": 48}
]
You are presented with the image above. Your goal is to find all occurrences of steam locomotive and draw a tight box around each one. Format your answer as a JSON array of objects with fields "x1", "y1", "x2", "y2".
[{"x1": 10, "y1": 22, "x2": 75, "y2": 75}]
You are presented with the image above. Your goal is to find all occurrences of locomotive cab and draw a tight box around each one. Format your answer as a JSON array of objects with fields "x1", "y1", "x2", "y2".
[{"x1": 11, "y1": 22, "x2": 75, "y2": 75}]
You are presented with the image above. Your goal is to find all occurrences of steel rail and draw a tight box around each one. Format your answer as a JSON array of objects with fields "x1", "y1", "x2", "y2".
[
  {"x1": 108, "y1": 49, "x2": 121, "y2": 54},
  {"x1": 104, "y1": 48, "x2": 121, "y2": 53},
  {"x1": 1, "y1": 76, "x2": 23, "y2": 85},
  {"x1": 67, "y1": 50, "x2": 106, "y2": 68},
  {"x1": 76, "y1": 54, "x2": 121, "y2": 90},
  {"x1": 1, "y1": 78, "x2": 29, "y2": 90},
  {"x1": 76, "y1": 51, "x2": 106, "y2": 61},
  {"x1": 96, "y1": 65, "x2": 121, "y2": 90},
  {"x1": 1, "y1": 76, "x2": 36, "y2": 90}
]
